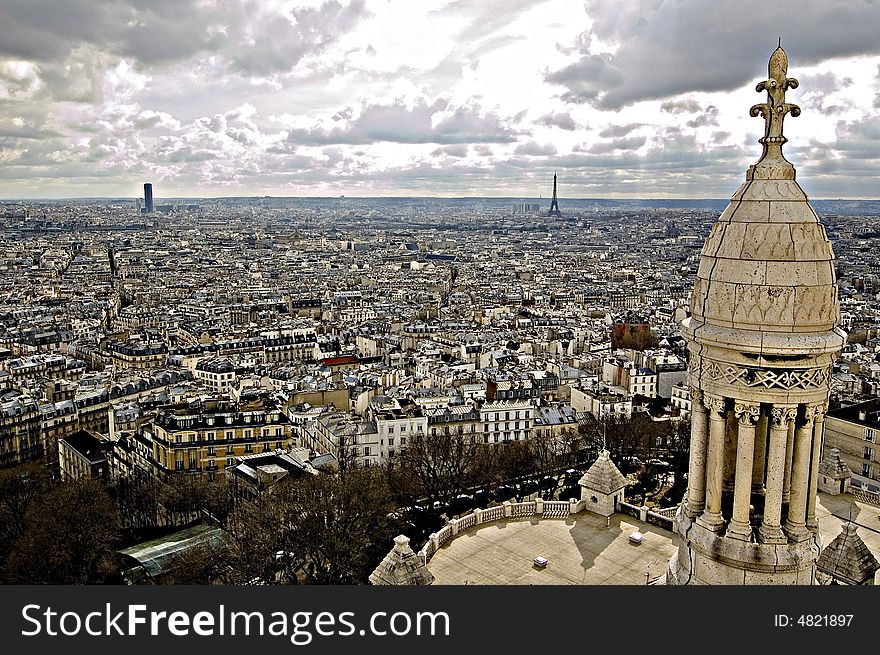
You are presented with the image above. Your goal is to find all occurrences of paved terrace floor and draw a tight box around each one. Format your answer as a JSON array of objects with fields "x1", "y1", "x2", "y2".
[
  {"x1": 428, "y1": 492, "x2": 880, "y2": 585},
  {"x1": 428, "y1": 512, "x2": 677, "y2": 585}
]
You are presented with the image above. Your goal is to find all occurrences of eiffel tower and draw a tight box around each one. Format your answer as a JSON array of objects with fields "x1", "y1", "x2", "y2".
[{"x1": 547, "y1": 171, "x2": 562, "y2": 217}]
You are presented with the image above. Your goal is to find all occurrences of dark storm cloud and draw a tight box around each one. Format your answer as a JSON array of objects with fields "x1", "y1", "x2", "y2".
[
  {"x1": 598, "y1": 123, "x2": 642, "y2": 138},
  {"x1": 513, "y1": 141, "x2": 557, "y2": 156},
  {"x1": 432, "y1": 144, "x2": 469, "y2": 157},
  {"x1": 0, "y1": 0, "x2": 369, "y2": 82},
  {"x1": 685, "y1": 105, "x2": 719, "y2": 128},
  {"x1": 223, "y1": 0, "x2": 370, "y2": 74},
  {"x1": 586, "y1": 135, "x2": 646, "y2": 154},
  {"x1": 544, "y1": 53, "x2": 623, "y2": 103},
  {"x1": 537, "y1": 111, "x2": 577, "y2": 130},
  {"x1": 546, "y1": 0, "x2": 880, "y2": 109},
  {"x1": 287, "y1": 99, "x2": 519, "y2": 145},
  {"x1": 660, "y1": 99, "x2": 701, "y2": 114},
  {"x1": 0, "y1": 0, "x2": 226, "y2": 64}
]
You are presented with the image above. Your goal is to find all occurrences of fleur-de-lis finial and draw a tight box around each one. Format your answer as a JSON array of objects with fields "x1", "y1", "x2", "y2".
[{"x1": 749, "y1": 43, "x2": 800, "y2": 170}]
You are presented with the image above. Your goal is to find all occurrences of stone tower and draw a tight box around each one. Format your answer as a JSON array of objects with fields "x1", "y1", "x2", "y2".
[{"x1": 666, "y1": 45, "x2": 846, "y2": 585}]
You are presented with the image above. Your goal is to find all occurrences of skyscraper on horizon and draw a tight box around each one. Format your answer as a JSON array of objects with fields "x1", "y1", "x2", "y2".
[{"x1": 144, "y1": 183, "x2": 154, "y2": 213}]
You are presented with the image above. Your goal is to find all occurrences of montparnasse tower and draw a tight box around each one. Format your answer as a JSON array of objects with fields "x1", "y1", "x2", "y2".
[{"x1": 666, "y1": 44, "x2": 846, "y2": 584}]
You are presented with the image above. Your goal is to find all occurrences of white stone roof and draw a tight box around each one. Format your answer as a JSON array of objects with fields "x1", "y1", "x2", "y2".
[
  {"x1": 819, "y1": 447, "x2": 852, "y2": 480},
  {"x1": 369, "y1": 535, "x2": 434, "y2": 586},
  {"x1": 817, "y1": 521, "x2": 880, "y2": 585},
  {"x1": 578, "y1": 449, "x2": 627, "y2": 495}
]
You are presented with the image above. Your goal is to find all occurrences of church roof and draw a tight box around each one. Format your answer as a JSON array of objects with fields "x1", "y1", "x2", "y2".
[
  {"x1": 578, "y1": 449, "x2": 627, "y2": 495},
  {"x1": 369, "y1": 535, "x2": 434, "y2": 586},
  {"x1": 817, "y1": 521, "x2": 880, "y2": 585},
  {"x1": 819, "y1": 447, "x2": 852, "y2": 480}
]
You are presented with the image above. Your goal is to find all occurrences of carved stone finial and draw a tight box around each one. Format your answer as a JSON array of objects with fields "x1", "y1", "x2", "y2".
[{"x1": 748, "y1": 44, "x2": 800, "y2": 178}]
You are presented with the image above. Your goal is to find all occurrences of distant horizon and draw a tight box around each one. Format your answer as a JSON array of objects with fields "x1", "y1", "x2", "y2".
[
  {"x1": 2, "y1": 2, "x2": 880, "y2": 199},
  {"x1": 3, "y1": 194, "x2": 880, "y2": 202}
]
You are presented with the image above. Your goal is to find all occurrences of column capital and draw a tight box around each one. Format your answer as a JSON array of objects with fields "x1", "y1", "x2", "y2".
[
  {"x1": 734, "y1": 401, "x2": 760, "y2": 426},
  {"x1": 704, "y1": 393, "x2": 726, "y2": 417},
  {"x1": 770, "y1": 404, "x2": 797, "y2": 428},
  {"x1": 804, "y1": 401, "x2": 827, "y2": 423},
  {"x1": 690, "y1": 387, "x2": 704, "y2": 406}
]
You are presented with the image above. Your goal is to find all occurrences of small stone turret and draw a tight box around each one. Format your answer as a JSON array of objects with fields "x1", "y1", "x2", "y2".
[
  {"x1": 578, "y1": 449, "x2": 627, "y2": 517},
  {"x1": 369, "y1": 535, "x2": 434, "y2": 586}
]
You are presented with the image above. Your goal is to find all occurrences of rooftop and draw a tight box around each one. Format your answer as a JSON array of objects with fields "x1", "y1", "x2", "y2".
[
  {"x1": 428, "y1": 512, "x2": 675, "y2": 585},
  {"x1": 426, "y1": 492, "x2": 880, "y2": 585}
]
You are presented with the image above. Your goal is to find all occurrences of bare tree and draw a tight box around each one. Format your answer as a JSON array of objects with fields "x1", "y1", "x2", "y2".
[
  {"x1": 2, "y1": 478, "x2": 120, "y2": 584},
  {"x1": 392, "y1": 432, "x2": 484, "y2": 506}
]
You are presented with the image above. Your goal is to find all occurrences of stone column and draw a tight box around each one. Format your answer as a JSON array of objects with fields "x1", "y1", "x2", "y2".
[
  {"x1": 806, "y1": 403, "x2": 826, "y2": 530},
  {"x1": 723, "y1": 410, "x2": 738, "y2": 491},
  {"x1": 726, "y1": 402, "x2": 760, "y2": 541},
  {"x1": 697, "y1": 394, "x2": 727, "y2": 533},
  {"x1": 784, "y1": 407, "x2": 814, "y2": 542},
  {"x1": 685, "y1": 388, "x2": 708, "y2": 518},
  {"x1": 752, "y1": 412, "x2": 768, "y2": 492},
  {"x1": 759, "y1": 405, "x2": 796, "y2": 545},
  {"x1": 782, "y1": 421, "x2": 795, "y2": 503}
]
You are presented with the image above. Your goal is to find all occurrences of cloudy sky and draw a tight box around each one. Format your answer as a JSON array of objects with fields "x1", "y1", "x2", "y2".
[{"x1": 1, "y1": 0, "x2": 880, "y2": 199}]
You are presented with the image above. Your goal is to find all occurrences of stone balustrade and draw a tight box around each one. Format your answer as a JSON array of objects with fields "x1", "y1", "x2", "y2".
[
  {"x1": 416, "y1": 498, "x2": 673, "y2": 564},
  {"x1": 852, "y1": 488, "x2": 880, "y2": 508}
]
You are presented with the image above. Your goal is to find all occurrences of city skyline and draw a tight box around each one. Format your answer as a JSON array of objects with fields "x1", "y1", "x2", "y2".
[{"x1": 2, "y1": 0, "x2": 880, "y2": 200}]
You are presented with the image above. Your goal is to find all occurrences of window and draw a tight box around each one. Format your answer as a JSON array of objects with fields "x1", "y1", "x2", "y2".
[
  {"x1": 867, "y1": 428, "x2": 876, "y2": 443},
  {"x1": 263, "y1": 442, "x2": 270, "y2": 452},
  {"x1": 226, "y1": 457, "x2": 234, "y2": 467},
  {"x1": 388, "y1": 437, "x2": 394, "y2": 447},
  {"x1": 175, "y1": 435, "x2": 182, "y2": 444},
  {"x1": 207, "y1": 446, "x2": 216, "y2": 456},
  {"x1": 400, "y1": 425, "x2": 406, "y2": 433},
  {"x1": 862, "y1": 463, "x2": 872, "y2": 478},
  {"x1": 388, "y1": 426, "x2": 394, "y2": 434},
  {"x1": 865, "y1": 447, "x2": 874, "y2": 460},
  {"x1": 275, "y1": 441, "x2": 282, "y2": 449},
  {"x1": 364, "y1": 447, "x2": 371, "y2": 456},
  {"x1": 245, "y1": 444, "x2": 253, "y2": 454},
  {"x1": 400, "y1": 436, "x2": 406, "y2": 446}
]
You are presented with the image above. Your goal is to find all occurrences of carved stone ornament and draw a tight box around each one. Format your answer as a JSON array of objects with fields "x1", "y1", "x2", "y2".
[
  {"x1": 771, "y1": 405, "x2": 798, "y2": 428},
  {"x1": 748, "y1": 41, "x2": 800, "y2": 177},
  {"x1": 734, "y1": 402, "x2": 761, "y2": 426},
  {"x1": 690, "y1": 387, "x2": 704, "y2": 405},
  {"x1": 704, "y1": 394, "x2": 727, "y2": 417},
  {"x1": 803, "y1": 402, "x2": 827, "y2": 425},
  {"x1": 702, "y1": 360, "x2": 830, "y2": 391}
]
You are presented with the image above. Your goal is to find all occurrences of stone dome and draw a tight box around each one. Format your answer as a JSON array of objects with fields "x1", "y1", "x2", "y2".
[{"x1": 683, "y1": 45, "x2": 846, "y2": 404}]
